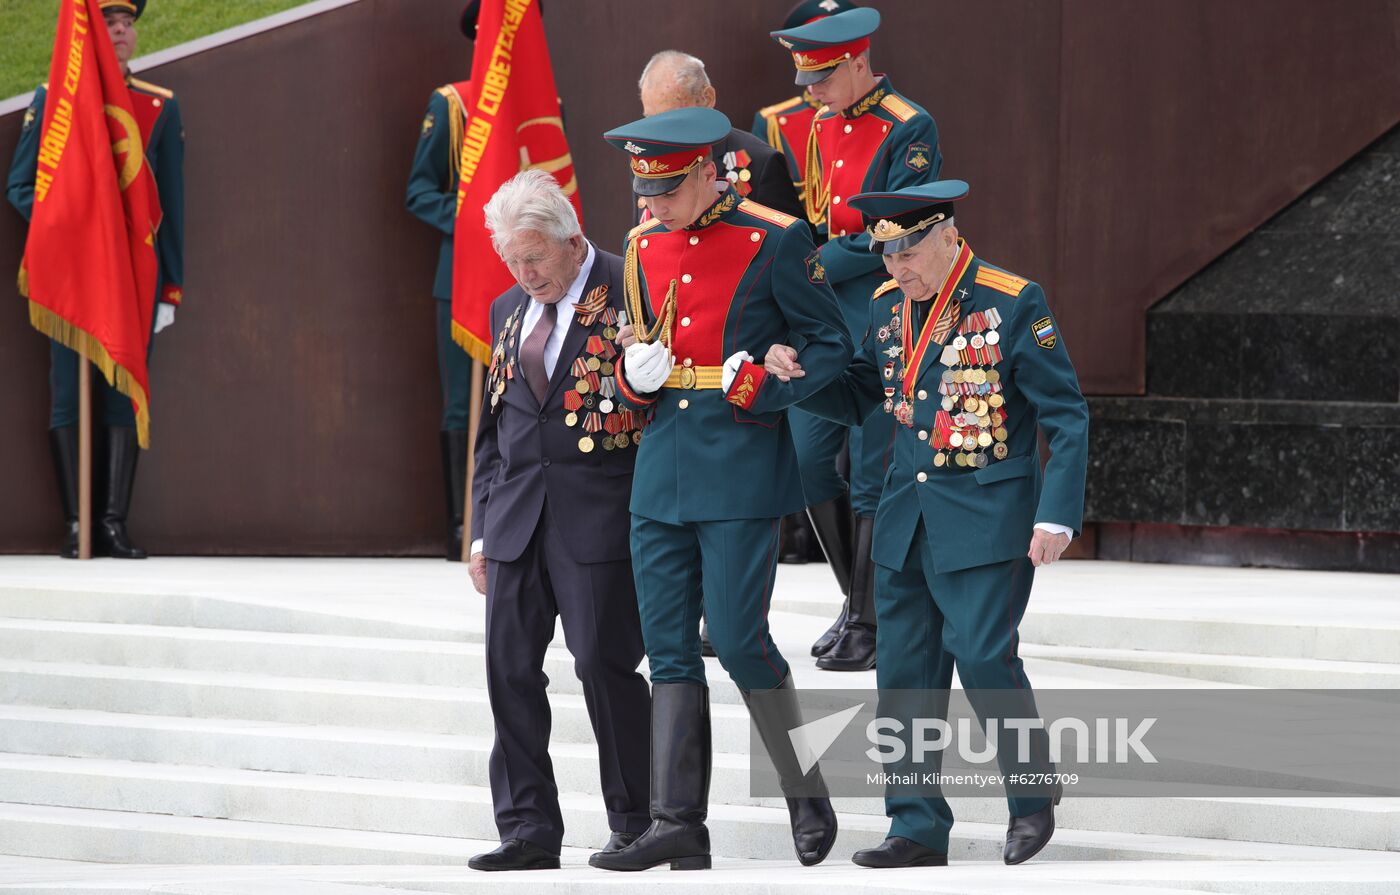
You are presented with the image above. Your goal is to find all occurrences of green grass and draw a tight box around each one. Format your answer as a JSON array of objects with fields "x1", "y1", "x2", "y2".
[{"x1": 0, "y1": 0, "x2": 313, "y2": 100}]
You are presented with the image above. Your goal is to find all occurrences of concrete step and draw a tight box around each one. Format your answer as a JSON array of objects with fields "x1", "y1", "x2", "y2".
[
  {"x1": 1023, "y1": 642, "x2": 1400, "y2": 688},
  {"x1": 4, "y1": 766, "x2": 1396, "y2": 868},
  {"x1": 1, "y1": 741, "x2": 1396, "y2": 854}
]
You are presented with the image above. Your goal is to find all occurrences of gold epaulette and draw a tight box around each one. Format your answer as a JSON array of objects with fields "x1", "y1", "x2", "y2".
[
  {"x1": 879, "y1": 93, "x2": 917, "y2": 122},
  {"x1": 128, "y1": 77, "x2": 174, "y2": 99},
  {"x1": 757, "y1": 95, "x2": 803, "y2": 120},
  {"x1": 975, "y1": 266, "x2": 1030, "y2": 296},
  {"x1": 627, "y1": 217, "x2": 666, "y2": 241},
  {"x1": 738, "y1": 199, "x2": 799, "y2": 229},
  {"x1": 872, "y1": 278, "x2": 901, "y2": 301}
]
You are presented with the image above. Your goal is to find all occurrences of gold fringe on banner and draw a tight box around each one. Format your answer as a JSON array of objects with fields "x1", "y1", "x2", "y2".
[
  {"x1": 451, "y1": 320, "x2": 493, "y2": 366},
  {"x1": 27, "y1": 300, "x2": 150, "y2": 449}
]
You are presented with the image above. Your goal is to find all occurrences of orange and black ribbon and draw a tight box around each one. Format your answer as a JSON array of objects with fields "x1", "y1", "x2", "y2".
[{"x1": 900, "y1": 240, "x2": 973, "y2": 400}]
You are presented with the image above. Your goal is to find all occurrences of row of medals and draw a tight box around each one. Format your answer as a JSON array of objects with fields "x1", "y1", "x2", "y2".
[
  {"x1": 486, "y1": 306, "x2": 646, "y2": 455},
  {"x1": 881, "y1": 304, "x2": 1010, "y2": 469}
]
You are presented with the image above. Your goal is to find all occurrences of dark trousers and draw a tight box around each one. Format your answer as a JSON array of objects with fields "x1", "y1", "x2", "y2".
[
  {"x1": 484, "y1": 508, "x2": 651, "y2": 852},
  {"x1": 876, "y1": 520, "x2": 1051, "y2": 851},
  {"x1": 436, "y1": 298, "x2": 475, "y2": 431},
  {"x1": 630, "y1": 514, "x2": 790, "y2": 690}
]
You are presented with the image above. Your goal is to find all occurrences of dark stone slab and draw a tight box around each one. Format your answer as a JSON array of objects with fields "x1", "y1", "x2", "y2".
[
  {"x1": 1084, "y1": 418, "x2": 1185, "y2": 524},
  {"x1": 1241, "y1": 313, "x2": 1400, "y2": 402},
  {"x1": 1146, "y1": 313, "x2": 1241, "y2": 398},
  {"x1": 1092, "y1": 522, "x2": 1400, "y2": 573},
  {"x1": 1184, "y1": 423, "x2": 1343, "y2": 530},
  {"x1": 1326, "y1": 152, "x2": 1400, "y2": 237},
  {"x1": 1347, "y1": 426, "x2": 1400, "y2": 532},
  {"x1": 1089, "y1": 396, "x2": 1400, "y2": 428}
]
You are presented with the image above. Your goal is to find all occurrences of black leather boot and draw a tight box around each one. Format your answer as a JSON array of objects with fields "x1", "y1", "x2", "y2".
[
  {"x1": 740, "y1": 672, "x2": 838, "y2": 866},
  {"x1": 817, "y1": 514, "x2": 877, "y2": 671},
  {"x1": 778, "y1": 511, "x2": 812, "y2": 564},
  {"x1": 807, "y1": 492, "x2": 854, "y2": 656},
  {"x1": 440, "y1": 430, "x2": 469, "y2": 561},
  {"x1": 96, "y1": 427, "x2": 146, "y2": 559},
  {"x1": 49, "y1": 427, "x2": 80, "y2": 559},
  {"x1": 590, "y1": 682, "x2": 712, "y2": 871}
]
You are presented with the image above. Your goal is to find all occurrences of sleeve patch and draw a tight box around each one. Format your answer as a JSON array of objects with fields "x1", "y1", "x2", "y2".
[
  {"x1": 806, "y1": 250, "x2": 826, "y2": 284},
  {"x1": 421, "y1": 112, "x2": 435, "y2": 136},
  {"x1": 1032, "y1": 316, "x2": 1058, "y2": 350},
  {"x1": 905, "y1": 141, "x2": 933, "y2": 173},
  {"x1": 21, "y1": 107, "x2": 36, "y2": 132}
]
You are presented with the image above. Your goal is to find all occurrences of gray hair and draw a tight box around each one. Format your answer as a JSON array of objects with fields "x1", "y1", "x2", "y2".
[
  {"x1": 482, "y1": 169, "x2": 581, "y2": 256},
  {"x1": 638, "y1": 50, "x2": 711, "y2": 102},
  {"x1": 931, "y1": 216, "x2": 956, "y2": 235}
]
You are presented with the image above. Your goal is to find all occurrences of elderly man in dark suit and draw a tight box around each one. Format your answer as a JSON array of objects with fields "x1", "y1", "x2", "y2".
[{"x1": 466, "y1": 170, "x2": 651, "y2": 872}]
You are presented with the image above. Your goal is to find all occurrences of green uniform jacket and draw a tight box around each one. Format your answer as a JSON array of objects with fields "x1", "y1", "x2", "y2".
[
  {"x1": 616, "y1": 188, "x2": 853, "y2": 524},
  {"x1": 799, "y1": 249, "x2": 1088, "y2": 573},
  {"x1": 404, "y1": 83, "x2": 469, "y2": 300},
  {"x1": 7, "y1": 78, "x2": 185, "y2": 306}
]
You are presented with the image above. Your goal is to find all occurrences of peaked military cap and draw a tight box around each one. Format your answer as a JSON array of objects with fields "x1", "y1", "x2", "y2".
[
  {"x1": 781, "y1": 0, "x2": 861, "y2": 30},
  {"x1": 770, "y1": 7, "x2": 880, "y2": 86},
  {"x1": 603, "y1": 107, "x2": 731, "y2": 197},
  {"x1": 98, "y1": 0, "x2": 146, "y2": 18},
  {"x1": 849, "y1": 180, "x2": 970, "y2": 254}
]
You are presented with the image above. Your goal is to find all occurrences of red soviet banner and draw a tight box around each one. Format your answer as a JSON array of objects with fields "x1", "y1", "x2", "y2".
[
  {"x1": 20, "y1": 0, "x2": 161, "y2": 447},
  {"x1": 451, "y1": 0, "x2": 582, "y2": 363}
]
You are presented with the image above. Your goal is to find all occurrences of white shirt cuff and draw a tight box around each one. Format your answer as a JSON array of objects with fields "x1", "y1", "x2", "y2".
[
  {"x1": 1034, "y1": 522, "x2": 1074, "y2": 540},
  {"x1": 470, "y1": 539, "x2": 484, "y2": 557}
]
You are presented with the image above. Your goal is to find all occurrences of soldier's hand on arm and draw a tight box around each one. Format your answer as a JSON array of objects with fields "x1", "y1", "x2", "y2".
[
  {"x1": 154, "y1": 303, "x2": 176, "y2": 334},
  {"x1": 622, "y1": 341, "x2": 674, "y2": 393},
  {"x1": 617, "y1": 324, "x2": 637, "y2": 348},
  {"x1": 469, "y1": 552, "x2": 488, "y2": 594},
  {"x1": 765, "y1": 344, "x2": 804, "y2": 381}
]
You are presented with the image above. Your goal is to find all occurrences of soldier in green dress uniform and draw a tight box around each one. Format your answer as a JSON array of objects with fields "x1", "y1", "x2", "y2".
[{"x1": 766, "y1": 180, "x2": 1088, "y2": 867}]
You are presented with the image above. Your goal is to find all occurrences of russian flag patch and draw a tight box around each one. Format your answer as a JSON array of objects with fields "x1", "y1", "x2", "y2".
[{"x1": 1032, "y1": 316, "x2": 1057, "y2": 349}]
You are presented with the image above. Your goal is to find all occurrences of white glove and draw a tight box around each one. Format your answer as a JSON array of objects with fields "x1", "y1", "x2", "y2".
[
  {"x1": 721, "y1": 350, "x2": 754, "y2": 392},
  {"x1": 154, "y1": 303, "x2": 176, "y2": 334},
  {"x1": 623, "y1": 341, "x2": 674, "y2": 394}
]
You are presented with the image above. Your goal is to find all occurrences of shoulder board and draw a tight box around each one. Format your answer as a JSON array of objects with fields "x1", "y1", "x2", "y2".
[
  {"x1": 128, "y1": 77, "x2": 174, "y2": 100},
  {"x1": 737, "y1": 199, "x2": 800, "y2": 229},
  {"x1": 975, "y1": 266, "x2": 1030, "y2": 296},
  {"x1": 627, "y1": 218, "x2": 666, "y2": 240},
  {"x1": 757, "y1": 95, "x2": 803, "y2": 120},
  {"x1": 872, "y1": 278, "x2": 901, "y2": 301},
  {"x1": 879, "y1": 93, "x2": 917, "y2": 123},
  {"x1": 435, "y1": 85, "x2": 455, "y2": 99}
]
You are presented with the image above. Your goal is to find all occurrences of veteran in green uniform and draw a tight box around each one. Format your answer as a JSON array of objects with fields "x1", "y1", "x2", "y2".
[
  {"x1": 404, "y1": 3, "x2": 480, "y2": 560},
  {"x1": 768, "y1": 181, "x2": 1088, "y2": 868},
  {"x1": 6, "y1": 0, "x2": 184, "y2": 560},
  {"x1": 767, "y1": 7, "x2": 943, "y2": 671},
  {"x1": 590, "y1": 108, "x2": 851, "y2": 873}
]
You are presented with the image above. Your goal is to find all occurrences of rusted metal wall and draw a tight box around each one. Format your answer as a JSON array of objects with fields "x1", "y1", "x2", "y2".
[{"x1": 1, "y1": 0, "x2": 1397, "y2": 554}]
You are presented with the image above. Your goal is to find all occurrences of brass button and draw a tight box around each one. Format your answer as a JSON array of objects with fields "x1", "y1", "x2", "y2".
[
  {"x1": 917, "y1": 390, "x2": 928, "y2": 400},
  {"x1": 917, "y1": 471, "x2": 928, "y2": 482},
  {"x1": 640, "y1": 239, "x2": 649, "y2": 248},
  {"x1": 679, "y1": 399, "x2": 690, "y2": 409},
  {"x1": 689, "y1": 236, "x2": 699, "y2": 245},
  {"x1": 750, "y1": 231, "x2": 761, "y2": 242},
  {"x1": 681, "y1": 316, "x2": 692, "y2": 327},
  {"x1": 835, "y1": 159, "x2": 844, "y2": 168},
  {"x1": 843, "y1": 124, "x2": 853, "y2": 134},
  {"x1": 918, "y1": 430, "x2": 928, "y2": 441},
  {"x1": 838, "y1": 229, "x2": 847, "y2": 236},
  {"x1": 683, "y1": 358, "x2": 693, "y2": 367},
  {"x1": 778, "y1": 116, "x2": 788, "y2": 125},
  {"x1": 681, "y1": 274, "x2": 693, "y2": 284}
]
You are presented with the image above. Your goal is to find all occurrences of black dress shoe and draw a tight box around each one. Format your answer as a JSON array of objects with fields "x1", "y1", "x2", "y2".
[
  {"x1": 468, "y1": 838, "x2": 560, "y2": 871},
  {"x1": 1004, "y1": 800, "x2": 1055, "y2": 865},
  {"x1": 599, "y1": 831, "x2": 641, "y2": 854},
  {"x1": 852, "y1": 836, "x2": 948, "y2": 868}
]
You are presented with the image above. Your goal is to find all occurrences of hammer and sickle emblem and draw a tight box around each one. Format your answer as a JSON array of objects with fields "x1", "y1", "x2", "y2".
[
  {"x1": 516, "y1": 116, "x2": 578, "y2": 197},
  {"x1": 104, "y1": 104, "x2": 144, "y2": 190}
]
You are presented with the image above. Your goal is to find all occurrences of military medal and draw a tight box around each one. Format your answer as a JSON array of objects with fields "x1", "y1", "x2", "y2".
[{"x1": 578, "y1": 436, "x2": 595, "y2": 453}]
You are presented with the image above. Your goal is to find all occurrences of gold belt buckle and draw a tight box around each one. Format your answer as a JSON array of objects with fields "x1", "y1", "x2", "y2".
[{"x1": 679, "y1": 367, "x2": 697, "y2": 389}]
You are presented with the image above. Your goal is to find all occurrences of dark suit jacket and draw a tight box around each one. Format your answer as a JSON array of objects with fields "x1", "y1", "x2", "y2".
[
  {"x1": 631, "y1": 127, "x2": 804, "y2": 226},
  {"x1": 471, "y1": 245, "x2": 636, "y2": 564}
]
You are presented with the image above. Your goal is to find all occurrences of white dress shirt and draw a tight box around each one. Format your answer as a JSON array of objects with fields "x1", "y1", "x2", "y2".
[{"x1": 471, "y1": 242, "x2": 596, "y2": 558}]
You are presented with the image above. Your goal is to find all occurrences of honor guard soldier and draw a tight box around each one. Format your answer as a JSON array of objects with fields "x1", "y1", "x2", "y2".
[
  {"x1": 404, "y1": 2, "x2": 479, "y2": 560},
  {"x1": 768, "y1": 7, "x2": 942, "y2": 671},
  {"x1": 767, "y1": 181, "x2": 1088, "y2": 868},
  {"x1": 752, "y1": 0, "x2": 860, "y2": 199},
  {"x1": 6, "y1": 0, "x2": 184, "y2": 559},
  {"x1": 590, "y1": 108, "x2": 851, "y2": 873}
]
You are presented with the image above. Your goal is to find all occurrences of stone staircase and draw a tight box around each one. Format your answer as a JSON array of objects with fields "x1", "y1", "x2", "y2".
[
  {"x1": 1085, "y1": 123, "x2": 1400, "y2": 571},
  {"x1": 1, "y1": 557, "x2": 1399, "y2": 893}
]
